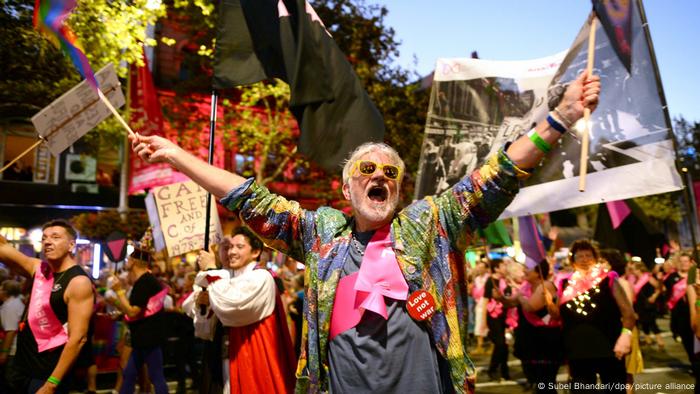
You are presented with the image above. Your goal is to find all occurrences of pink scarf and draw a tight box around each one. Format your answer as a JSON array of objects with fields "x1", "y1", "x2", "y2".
[
  {"x1": 28, "y1": 262, "x2": 69, "y2": 352},
  {"x1": 471, "y1": 274, "x2": 487, "y2": 300},
  {"x1": 632, "y1": 273, "x2": 650, "y2": 302},
  {"x1": 519, "y1": 281, "x2": 560, "y2": 327},
  {"x1": 486, "y1": 278, "x2": 507, "y2": 319},
  {"x1": 330, "y1": 225, "x2": 409, "y2": 341},
  {"x1": 667, "y1": 276, "x2": 687, "y2": 311},
  {"x1": 125, "y1": 286, "x2": 169, "y2": 322}
]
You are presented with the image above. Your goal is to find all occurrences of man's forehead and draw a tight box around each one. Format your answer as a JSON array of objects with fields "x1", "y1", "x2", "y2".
[
  {"x1": 229, "y1": 234, "x2": 250, "y2": 246},
  {"x1": 358, "y1": 150, "x2": 393, "y2": 164},
  {"x1": 43, "y1": 226, "x2": 68, "y2": 236}
]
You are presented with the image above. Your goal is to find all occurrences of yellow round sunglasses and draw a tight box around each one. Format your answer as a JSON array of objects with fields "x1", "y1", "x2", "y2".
[{"x1": 352, "y1": 160, "x2": 402, "y2": 180}]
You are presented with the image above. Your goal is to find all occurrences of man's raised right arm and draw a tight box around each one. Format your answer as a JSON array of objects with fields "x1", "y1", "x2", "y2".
[
  {"x1": 130, "y1": 134, "x2": 246, "y2": 199},
  {"x1": 0, "y1": 235, "x2": 39, "y2": 277}
]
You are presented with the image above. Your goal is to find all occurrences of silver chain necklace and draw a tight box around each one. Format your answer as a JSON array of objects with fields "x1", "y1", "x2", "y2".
[{"x1": 350, "y1": 236, "x2": 365, "y2": 256}]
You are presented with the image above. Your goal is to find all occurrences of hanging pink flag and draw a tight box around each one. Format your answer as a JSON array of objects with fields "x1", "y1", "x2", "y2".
[{"x1": 606, "y1": 200, "x2": 631, "y2": 229}]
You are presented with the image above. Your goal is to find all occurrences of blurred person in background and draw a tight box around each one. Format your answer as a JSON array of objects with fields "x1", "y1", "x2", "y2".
[
  {"x1": 109, "y1": 248, "x2": 169, "y2": 394},
  {"x1": 0, "y1": 280, "x2": 25, "y2": 393}
]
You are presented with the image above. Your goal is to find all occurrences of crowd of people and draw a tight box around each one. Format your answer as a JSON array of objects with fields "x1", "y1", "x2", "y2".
[
  {"x1": 0, "y1": 70, "x2": 697, "y2": 394},
  {"x1": 467, "y1": 241, "x2": 700, "y2": 393},
  {"x1": 0, "y1": 222, "x2": 308, "y2": 394}
]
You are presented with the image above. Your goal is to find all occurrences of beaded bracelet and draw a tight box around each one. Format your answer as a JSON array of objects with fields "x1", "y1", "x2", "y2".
[{"x1": 527, "y1": 129, "x2": 552, "y2": 154}]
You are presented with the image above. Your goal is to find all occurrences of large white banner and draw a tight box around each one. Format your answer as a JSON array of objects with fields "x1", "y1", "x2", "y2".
[{"x1": 415, "y1": 4, "x2": 682, "y2": 218}]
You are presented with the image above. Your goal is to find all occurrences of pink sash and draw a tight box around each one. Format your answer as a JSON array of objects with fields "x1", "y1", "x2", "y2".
[
  {"x1": 471, "y1": 274, "x2": 487, "y2": 300},
  {"x1": 28, "y1": 262, "x2": 69, "y2": 352},
  {"x1": 632, "y1": 273, "x2": 650, "y2": 302},
  {"x1": 486, "y1": 278, "x2": 507, "y2": 319},
  {"x1": 667, "y1": 277, "x2": 687, "y2": 311},
  {"x1": 519, "y1": 282, "x2": 560, "y2": 327},
  {"x1": 329, "y1": 225, "x2": 409, "y2": 341},
  {"x1": 125, "y1": 286, "x2": 169, "y2": 322}
]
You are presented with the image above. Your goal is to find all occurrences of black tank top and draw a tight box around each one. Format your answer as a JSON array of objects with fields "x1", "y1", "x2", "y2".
[
  {"x1": 559, "y1": 274, "x2": 622, "y2": 360},
  {"x1": 48, "y1": 265, "x2": 88, "y2": 323},
  {"x1": 14, "y1": 264, "x2": 92, "y2": 383}
]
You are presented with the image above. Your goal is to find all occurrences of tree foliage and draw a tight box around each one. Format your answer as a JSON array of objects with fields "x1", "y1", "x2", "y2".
[
  {"x1": 1, "y1": 0, "x2": 164, "y2": 149},
  {"x1": 311, "y1": 0, "x2": 429, "y2": 176},
  {"x1": 633, "y1": 193, "x2": 682, "y2": 223},
  {"x1": 71, "y1": 210, "x2": 150, "y2": 241},
  {"x1": 3, "y1": 0, "x2": 428, "y2": 205},
  {"x1": 221, "y1": 80, "x2": 303, "y2": 186},
  {"x1": 674, "y1": 116, "x2": 700, "y2": 180}
]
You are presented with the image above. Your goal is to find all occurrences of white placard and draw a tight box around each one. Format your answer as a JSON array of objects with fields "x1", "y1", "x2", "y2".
[{"x1": 31, "y1": 63, "x2": 125, "y2": 156}]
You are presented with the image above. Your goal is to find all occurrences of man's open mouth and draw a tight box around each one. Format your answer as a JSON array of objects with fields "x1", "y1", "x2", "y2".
[{"x1": 367, "y1": 186, "x2": 388, "y2": 202}]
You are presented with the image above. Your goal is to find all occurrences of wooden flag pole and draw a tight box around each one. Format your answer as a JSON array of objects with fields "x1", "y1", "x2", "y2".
[
  {"x1": 0, "y1": 138, "x2": 45, "y2": 174},
  {"x1": 579, "y1": 17, "x2": 597, "y2": 192},
  {"x1": 98, "y1": 89, "x2": 135, "y2": 137}
]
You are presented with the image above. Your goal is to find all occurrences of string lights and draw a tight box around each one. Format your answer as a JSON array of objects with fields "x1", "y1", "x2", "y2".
[{"x1": 563, "y1": 264, "x2": 607, "y2": 316}]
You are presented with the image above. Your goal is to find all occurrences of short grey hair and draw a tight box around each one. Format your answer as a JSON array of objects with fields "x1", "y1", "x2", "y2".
[{"x1": 342, "y1": 142, "x2": 405, "y2": 185}]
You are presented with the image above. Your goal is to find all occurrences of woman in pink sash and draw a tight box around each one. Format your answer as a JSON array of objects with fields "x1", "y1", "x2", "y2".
[
  {"x1": 470, "y1": 262, "x2": 489, "y2": 354},
  {"x1": 514, "y1": 260, "x2": 562, "y2": 393},
  {"x1": 629, "y1": 262, "x2": 664, "y2": 348},
  {"x1": 664, "y1": 253, "x2": 696, "y2": 377},
  {"x1": 484, "y1": 259, "x2": 512, "y2": 381}
]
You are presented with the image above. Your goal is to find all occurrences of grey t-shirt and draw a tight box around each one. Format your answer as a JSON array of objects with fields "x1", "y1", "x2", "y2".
[{"x1": 328, "y1": 230, "x2": 445, "y2": 394}]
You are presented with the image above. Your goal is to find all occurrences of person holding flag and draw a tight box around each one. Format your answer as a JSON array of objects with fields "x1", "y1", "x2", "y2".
[{"x1": 130, "y1": 68, "x2": 599, "y2": 392}]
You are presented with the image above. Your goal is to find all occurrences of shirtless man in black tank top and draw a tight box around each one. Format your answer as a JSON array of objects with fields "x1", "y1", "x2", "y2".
[{"x1": 0, "y1": 219, "x2": 94, "y2": 394}]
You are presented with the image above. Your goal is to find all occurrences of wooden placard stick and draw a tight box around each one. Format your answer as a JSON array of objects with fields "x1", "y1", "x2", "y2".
[{"x1": 579, "y1": 17, "x2": 597, "y2": 192}]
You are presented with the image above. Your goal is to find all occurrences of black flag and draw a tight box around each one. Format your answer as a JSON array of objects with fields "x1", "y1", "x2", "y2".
[
  {"x1": 213, "y1": 0, "x2": 385, "y2": 172},
  {"x1": 592, "y1": 0, "x2": 633, "y2": 72}
]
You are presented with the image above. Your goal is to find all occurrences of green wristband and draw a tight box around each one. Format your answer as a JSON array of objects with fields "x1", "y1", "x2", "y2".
[
  {"x1": 621, "y1": 327, "x2": 632, "y2": 336},
  {"x1": 47, "y1": 375, "x2": 61, "y2": 385},
  {"x1": 695, "y1": 299, "x2": 700, "y2": 307},
  {"x1": 527, "y1": 129, "x2": 552, "y2": 154}
]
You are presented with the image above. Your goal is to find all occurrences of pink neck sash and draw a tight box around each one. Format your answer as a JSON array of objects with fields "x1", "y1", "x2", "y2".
[
  {"x1": 519, "y1": 281, "x2": 560, "y2": 327},
  {"x1": 330, "y1": 225, "x2": 408, "y2": 341},
  {"x1": 471, "y1": 274, "x2": 487, "y2": 299},
  {"x1": 486, "y1": 278, "x2": 508, "y2": 318},
  {"x1": 125, "y1": 286, "x2": 169, "y2": 322},
  {"x1": 632, "y1": 273, "x2": 650, "y2": 302},
  {"x1": 667, "y1": 276, "x2": 687, "y2": 311},
  {"x1": 28, "y1": 262, "x2": 69, "y2": 352}
]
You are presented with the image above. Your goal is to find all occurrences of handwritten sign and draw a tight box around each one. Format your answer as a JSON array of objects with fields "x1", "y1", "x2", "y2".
[
  {"x1": 31, "y1": 63, "x2": 125, "y2": 156},
  {"x1": 150, "y1": 180, "x2": 222, "y2": 257}
]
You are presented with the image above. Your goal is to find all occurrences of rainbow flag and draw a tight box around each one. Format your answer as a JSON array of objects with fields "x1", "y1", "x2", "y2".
[{"x1": 33, "y1": 0, "x2": 98, "y2": 91}]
